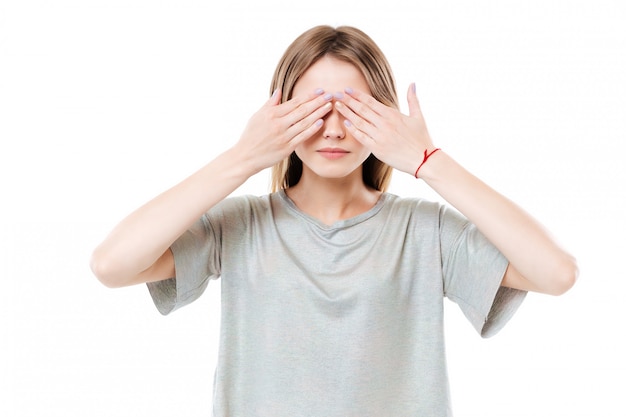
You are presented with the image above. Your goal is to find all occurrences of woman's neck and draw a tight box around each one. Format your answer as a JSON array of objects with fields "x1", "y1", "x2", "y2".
[{"x1": 285, "y1": 171, "x2": 382, "y2": 226}]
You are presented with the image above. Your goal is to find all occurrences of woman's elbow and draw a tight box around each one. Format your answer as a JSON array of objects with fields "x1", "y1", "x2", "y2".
[
  {"x1": 89, "y1": 248, "x2": 127, "y2": 289},
  {"x1": 547, "y1": 256, "x2": 579, "y2": 296}
]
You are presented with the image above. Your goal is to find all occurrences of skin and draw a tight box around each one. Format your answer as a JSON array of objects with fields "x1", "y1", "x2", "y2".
[
  {"x1": 91, "y1": 56, "x2": 577, "y2": 296},
  {"x1": 90, "y1": 75, "x2": 334, "y2": 287},
  {"x1": 286, "y1": 57, "x2": 381, "y2": 225}
]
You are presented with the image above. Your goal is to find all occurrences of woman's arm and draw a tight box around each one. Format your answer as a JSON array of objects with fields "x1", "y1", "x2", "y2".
[
  {"x1": 336, "y1": 85, "x2": 577, "y2": 295},
  {"x1": 418, "y1": 151, "x2": 577, "y2": 295},
  {"x1": 90, "y1": 148, "x2": 251, "y2": 288},
  {"x1": 90, "y1": 89, "x2": 334, "y2": 288}
]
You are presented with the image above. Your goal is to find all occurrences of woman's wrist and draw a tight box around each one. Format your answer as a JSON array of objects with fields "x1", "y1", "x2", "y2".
[
  {"x1": 414, "y1": 148, "x2": 441, "y2": 178},
  {"x1": 218, "y1": 145, "x2": 263, "y2": 180},
  {"x1": 413, "y1": 148, "x2": 447, "y2": 183}
]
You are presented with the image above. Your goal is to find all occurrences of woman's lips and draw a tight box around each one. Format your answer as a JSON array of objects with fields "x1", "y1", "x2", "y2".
[{"x1": 317, "y1": 148, "x2": 349, "y2": 160}]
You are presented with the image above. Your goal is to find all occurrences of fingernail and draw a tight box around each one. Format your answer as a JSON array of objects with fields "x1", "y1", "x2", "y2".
[
  {"x1": 334, "y1": 92, "x2": 344, "y2": 99},
  {"x1": 411, "y1": 83, "x2": 416, "y2": 93},
  {"x1": 314, "y1": 88, "x2": 324, "y2": 95},
  {"x1": 344, "y1": 119, "x2": 352, "y2": 127},
  {"x1": 315, "y1": 119, "x2": 323, "y2": 127},
  {"x1": 344, "y1": 87, "x2": 354, "y2": 94},
  {"x1": 272, "y1": 88, "x2": 279, "y2": 97},
  {"x1": 323, "y1": 93, "x2": 333, "y2": 101}
]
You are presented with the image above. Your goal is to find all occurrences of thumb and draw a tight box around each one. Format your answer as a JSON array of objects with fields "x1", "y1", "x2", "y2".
[
  {"x1": 268, "y1": 88, "x2": 282, "y2": 106},
  {"x1": 407, "y1": 83, "x2": 421, "y2": 118}
]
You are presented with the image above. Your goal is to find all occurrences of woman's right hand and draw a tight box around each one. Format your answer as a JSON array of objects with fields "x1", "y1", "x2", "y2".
[
  {"x1": 235, "y1": 89, "x2": 334, "y2": 173},
  {"x1": 90, "y1": 89, "x2": 333, "y2": 288}
]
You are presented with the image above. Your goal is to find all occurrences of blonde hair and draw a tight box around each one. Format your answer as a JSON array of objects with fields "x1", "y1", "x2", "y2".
[{"x1": 269, "y1": 25, "x2": 398, "y2": 192}]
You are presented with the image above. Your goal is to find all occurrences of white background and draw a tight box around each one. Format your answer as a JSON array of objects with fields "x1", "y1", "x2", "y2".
[{"x1": 1, "y1": 0, "x2": 625, "y2": 416}]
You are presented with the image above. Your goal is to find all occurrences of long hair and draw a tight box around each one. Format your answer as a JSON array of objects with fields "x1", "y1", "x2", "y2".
[{"x1": 269, "y1": 25, "x2": 398, "y2": 192}]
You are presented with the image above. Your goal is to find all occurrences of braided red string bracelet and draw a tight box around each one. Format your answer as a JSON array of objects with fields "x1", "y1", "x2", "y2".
[{"x1": 414, "y1": 148, "x2": 441, "y2": 178}]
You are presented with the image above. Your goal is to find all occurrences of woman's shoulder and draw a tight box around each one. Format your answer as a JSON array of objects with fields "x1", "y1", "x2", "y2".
[
  {"x1": 207, "y1": 193, "x2": 272, "y2": 220},
  {"x1": 219, "y1": 193, "x2": 271, "y2": 208},
  {"x1": 382, "y1": 192, "x2": 444, "y2": 214},
  {"x1": 381, "y1": 193, "x2": 468, "y2": 231}
]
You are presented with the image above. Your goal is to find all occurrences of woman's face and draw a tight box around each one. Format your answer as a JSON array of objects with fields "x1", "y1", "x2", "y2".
[{"x1": 291, "y1": 56, "x2": 372, "y2": 182}]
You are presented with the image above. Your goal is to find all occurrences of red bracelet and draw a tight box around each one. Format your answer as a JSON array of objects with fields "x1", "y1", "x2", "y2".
[{"x1": 414, "y1": 148, "x2": 441, "y2": 178}]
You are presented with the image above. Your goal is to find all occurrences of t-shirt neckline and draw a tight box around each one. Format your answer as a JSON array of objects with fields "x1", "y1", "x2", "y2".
[{"x1": 277, "y1": 189, "x2": 391, "y2": 230}]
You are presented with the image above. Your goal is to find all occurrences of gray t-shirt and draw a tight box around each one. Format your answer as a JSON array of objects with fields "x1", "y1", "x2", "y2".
[{"x1": 147, "y1": 191, "x2": 526, "y2": 417}]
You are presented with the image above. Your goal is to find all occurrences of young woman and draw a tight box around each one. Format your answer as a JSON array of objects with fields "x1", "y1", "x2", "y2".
[{"x1": 91, "y1": 25, "x2": 577, "y2": 416}]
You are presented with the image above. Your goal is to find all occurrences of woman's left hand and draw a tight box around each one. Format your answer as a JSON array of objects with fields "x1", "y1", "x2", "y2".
[{"x1": 335, "y1": 84, "x2": 435, "y2": 176}]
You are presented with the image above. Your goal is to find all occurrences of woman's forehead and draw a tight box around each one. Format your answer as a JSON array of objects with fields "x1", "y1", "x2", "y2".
[{"x1": 293, "y1": 56, "x2": 370, "y2": 95}]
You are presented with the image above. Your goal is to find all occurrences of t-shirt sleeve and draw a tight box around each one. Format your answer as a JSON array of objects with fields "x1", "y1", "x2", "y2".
[
  {"x1": 146, "y1": 213, "x2": 221, "y2": 315},
  {"x1": 439, "y1": 205, "x2": 527, "y2": 338}
]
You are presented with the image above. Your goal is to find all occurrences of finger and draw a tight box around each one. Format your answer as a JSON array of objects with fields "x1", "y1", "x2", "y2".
[
  {"x1": 285, "y1": 101, "x2": 333, "y2": 141},
  {"x1": 334, "y1": 100, "x2": 378, "y2": 140},
  {"x1": 283, "y1": 91, "x2": 333, "y2": 127},
  {"x1": 287, "y1": 115, "x2": 328, "y2": 149},
  {"x1": 342, "y1": 87, "x2": 391, "y2": 120},
  {"x1": 406, "y1": 83, "x2": 422, "y2": 118},
  {"x1": 267, "y1": 88, "x2": 282, "y2": 106},
  {"x1": 337, "y1": 92, "x2": 380, "y2": 126},
  {"x1": 275, "y1": 88, "x2": 326, "y2": 117},
  {"x1": 342, "y1": 118, "x2": 376, "y2": 149}
]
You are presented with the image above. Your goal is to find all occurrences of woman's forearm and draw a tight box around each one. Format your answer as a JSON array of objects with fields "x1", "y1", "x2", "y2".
[
  {"x1": 419, "y1": 151, "x2": 577, "y2": 295},
  {"x1": 90, "y1": 89, "x2": 334, "y2": 288},
  {"x1": 90, "y1": 147, "x2": 255, "y2": 287}
]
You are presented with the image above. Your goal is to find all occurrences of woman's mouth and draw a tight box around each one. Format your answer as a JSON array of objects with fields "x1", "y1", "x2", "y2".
[{"x1": 317, "y1": 147, "x2": 349, "y2": 160}]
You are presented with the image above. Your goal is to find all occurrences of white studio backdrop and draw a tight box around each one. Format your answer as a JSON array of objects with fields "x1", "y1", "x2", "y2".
[{"x1": 1, "y1": 0, "x2": 624, "y2": 416}]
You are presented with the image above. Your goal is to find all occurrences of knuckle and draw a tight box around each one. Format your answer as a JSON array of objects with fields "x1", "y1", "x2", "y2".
[
  {"x1": 352, "y1": 101, "x2": 364, "y2": 113},
  {"x1": 357, "y1": 104, "x2": 371, "y2": 119},
  {"x1": 293, "y1": 106, "x2": 307, "y2": 124},
  {"x1": 352, "y1": 117, "x2": 366, "y2": 130},
  {"x1": 363, "y1": 96, "x2": 378, "y2": 106},
  {"x1": 267, "y1": 107, "x2": 280, "y2": 120}
]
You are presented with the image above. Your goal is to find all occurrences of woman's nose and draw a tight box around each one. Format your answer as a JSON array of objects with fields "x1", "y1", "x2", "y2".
[{"x1": 322, "y1": 104, "x2": 346, "y2": 140}]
